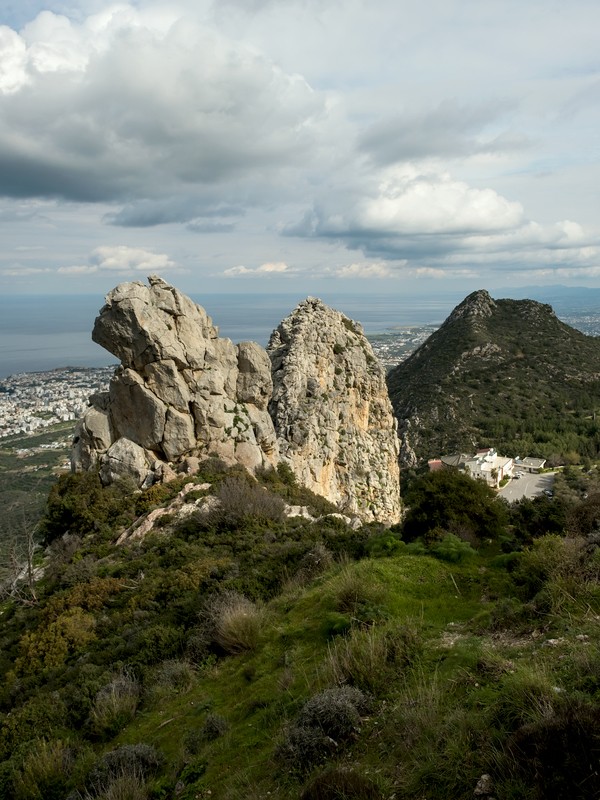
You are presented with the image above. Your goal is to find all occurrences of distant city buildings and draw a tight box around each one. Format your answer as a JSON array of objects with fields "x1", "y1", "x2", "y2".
[{"x1": 0, "y1": 366, "x2": 114, "y2": 439}]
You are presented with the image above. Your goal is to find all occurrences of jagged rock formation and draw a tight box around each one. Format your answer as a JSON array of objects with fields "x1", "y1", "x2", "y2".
[
  {"x1": 268, "y1": 298, "x2": 401, "y2": 524},
  {"x1": 73, "y1": 276, "x2": 279, "y2": 487},
  {"x1": 387, "y1": 289, "x2": 600, "y2": 466},
  {"x1": 73, "y1": 277, "x2": 401, "y2": 524}
]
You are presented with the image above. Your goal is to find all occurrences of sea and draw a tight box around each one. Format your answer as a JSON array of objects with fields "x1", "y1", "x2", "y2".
[{"x1": 1, "y1": 287, "x2": 599, "y2": 379}]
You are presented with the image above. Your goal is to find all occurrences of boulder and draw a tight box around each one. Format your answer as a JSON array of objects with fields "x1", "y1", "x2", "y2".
[{"x1": 74, "y1": 276, "x2": 279, "y2": 486}]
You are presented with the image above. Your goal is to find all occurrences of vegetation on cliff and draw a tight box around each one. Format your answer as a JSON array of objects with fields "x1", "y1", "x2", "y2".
[{"x1": 1, "y1": 459, "x2": 600, "y2": 799}]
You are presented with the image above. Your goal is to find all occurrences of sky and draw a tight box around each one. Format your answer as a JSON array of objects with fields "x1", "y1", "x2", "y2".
[{"x1": 1, "y1": 0, "x2": 600, "y2": 297}]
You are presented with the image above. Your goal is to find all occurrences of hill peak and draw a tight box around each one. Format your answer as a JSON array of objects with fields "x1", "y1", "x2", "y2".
[
  {"x1": 446, "y1": 289, "x2": 496, "y2": 323},
  {"x1": 387, "y1": 290, "x2": 600, "y2": 466}
]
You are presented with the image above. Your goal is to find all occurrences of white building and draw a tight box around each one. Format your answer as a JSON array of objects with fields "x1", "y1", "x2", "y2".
[{"x1": 464, "y1": 448, "x2": 514, "y2": 488}]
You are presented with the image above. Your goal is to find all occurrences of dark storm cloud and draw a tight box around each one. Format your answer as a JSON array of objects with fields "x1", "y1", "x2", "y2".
[{"x1": 0, "y1": 13, "x2": 329, "y2": 212}]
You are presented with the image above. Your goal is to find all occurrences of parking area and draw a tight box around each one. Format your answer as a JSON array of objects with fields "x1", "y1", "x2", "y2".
[{"x1": 499, "y1": 471, "x2": 556, "y2": 502}]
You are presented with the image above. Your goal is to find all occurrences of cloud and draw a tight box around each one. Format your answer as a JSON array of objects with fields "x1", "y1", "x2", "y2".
[
  {"x1": 333, "y1": 262, "x2": 396, "y2": 279},
  {"x1": 186, "y1": 220, "x2": 236, "y2": 234},
  {"x1": 286, "y1": 164, "x2": 525, "y2": 245},
  {"x1": 358, "y1": 100, "x2": 529, "y2": 164},
  {"x1": 0, "y1": 7, "x2": 330, "y2": 210},
  {"x1": 57, "y1": 245, "x2": 177, "y2": 276},
  {"x1": 223, "y1": 261, "x2": 290, "y2": 276},
  {"x1": 284, "y1": 161, "x2": 600, "y2": 277},
  {"x1": 1, "y1": 266, "x2": 52, "y2": 276}
]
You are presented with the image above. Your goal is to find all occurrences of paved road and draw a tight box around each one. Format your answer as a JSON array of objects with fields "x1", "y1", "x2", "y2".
[{"x1": 499, "y1": 471, "x2": 556, "y2": 502}]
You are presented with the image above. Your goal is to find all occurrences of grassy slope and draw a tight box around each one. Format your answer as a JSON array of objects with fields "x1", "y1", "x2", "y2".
[
  {"x1": 116, "y1": 555, "x2": 486, "y2": 798},
  {"x1": 1, "y1": 465, "x2": 600, "y2": 799}
]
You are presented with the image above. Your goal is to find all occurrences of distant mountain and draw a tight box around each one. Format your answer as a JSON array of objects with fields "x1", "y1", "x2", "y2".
[{"x1": 387, "y1": 290, "x2": 600, "y2": 467}]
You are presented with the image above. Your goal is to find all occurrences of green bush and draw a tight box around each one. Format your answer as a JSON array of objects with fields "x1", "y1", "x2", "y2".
[
  {"x1": 296, "y1": 686, "x2": 371, "y2": 739},
  {"x1": 85, "y1": 743, "x2": 163, "y2": 798},
  {"x1": 144, "y1": 659, "x2": 195, "y2": 705},
  {"x1": 403, "y1": 470, "x2": 508, "y2": 544},
  {"x1": 301, "y1": 766, "x2": 383, "y2": 800},
  {"x1": 325, "y1": 624, "x2": 421, "y2": 695},
  {"x1": 276, "y1": 687, "x2": 371, "y2": 775},
  {"x1": 199, "y1": 712, "x2": 229, "y2": 741},
  {"x1": 430, "y1": 533, "x2": 476, "y2": 563},
  {"x1": 88, "y1": 672, "x2": 140, "y2": 740},
  {"x1": 205, "y1": 591, "x2": 266, "y2": 655},
  {"x1": 13, "y1": 739, "x2": 76, "y2": 800},
  {"x1": 211, "y1": 476, "x2": 285, "y2": 530},
  {"x1": 507, "y1": 698, "x2": 600, "y2": 799},
  {"x1": 40, "y1": 472, "x2": 135, "y2": 544},
  {"x1": 0, "y1": 695, "x2": 68, "y2": 761}
]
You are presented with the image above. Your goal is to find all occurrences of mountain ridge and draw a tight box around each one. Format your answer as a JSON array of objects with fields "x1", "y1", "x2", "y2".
[{"x1": 387, "y1": 289, "x2": 600, "y2": 466}]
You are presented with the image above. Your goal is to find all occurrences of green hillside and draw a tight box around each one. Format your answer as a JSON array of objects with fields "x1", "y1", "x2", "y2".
[
  {"x1": 2, "y1": 460, "x2": 600, "y2": 799},
  {"x1": 387, "y1": 290, "x2": 600, "y2": 466},
  {"x1": 0, "y1": 423, "x2": 73, "y2": 584}
]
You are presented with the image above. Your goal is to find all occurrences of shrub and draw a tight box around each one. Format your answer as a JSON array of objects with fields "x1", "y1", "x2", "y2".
[
  {"x1": 200, "y1": 712, "x2": 229, "y2": 741},
  {"x1": 301, "y1": 766, "x2": 382, "y2": 800},
  {"x1": 296, "y1": 544, "x2": 334, "y2": 581},
  {"x1": 89, "y1": 671, "x2": 140, "y2": 739},
  {"x1": 403, "y1": 470, "x2": 508, "y2": 543},
  {"x1": 212, "y1": 476, "x2": 285, "y2": 530},
  {"x1": 276, "y1": 687, "x2": 371, "y2": 775},
  {"x1": 14, "y1": 739, "x2": 75, "y2": 800},
  {"x1": 86, "y1": 744, "x2": 163, "y2": 797},
  {"x1": 144, "y1": 659, "x2": 195, "y2": 705},
  {"x1": 14, "y1": 607, "x2": 97, "y2": 676},
  {"x1": 325, "y1": 624, "x2": 421, "y2": 695},
  {"x1": 333, "y1": 563, "x2": 384, "y2": 619},
  {"x1": 430, "y1": 533, "x2": 476, "y2": 563},
  {"x1": 90, "y1": 770, "x2": 149, "y2": 800},
  {"x1": 0, "y1": 695, "x2": 68, "y2": 761},
  {"x1": 365, "y1": 531, "x2": 404, "y2": 558},
  {"x1": 296, "y1": 686, "x2": 371, "y2": 739},
  {"x1": 40, "y1": 472, "x2": 135, "y2": 544},
  {"x1": 129, "y1": 623, "x2": 184, "y2": 666},
  {"x1": 275, "y1": 725, "x2": 336, "y2": 775},
  {"x1": 205, "y1": 591, "x2": 266, "y2": 654},
  {"x1": 507, "y1": 698, "x2": 600, "y2": 800}
]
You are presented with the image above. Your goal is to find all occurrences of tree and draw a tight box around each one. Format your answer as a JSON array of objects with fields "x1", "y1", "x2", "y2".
[
  {"x1": 402, "y1": 469, "x2": 508, "y2": 544},
  {"x1": 1, "y1": 513, "x2": 39, "y2": 606}
]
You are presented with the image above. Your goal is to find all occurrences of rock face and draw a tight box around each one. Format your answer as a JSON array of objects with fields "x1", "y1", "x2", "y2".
[
  {"x1": 268, "y1": 298, "x2": 401, "y2": 524},
  {"x1": 73, "y1": 277, "x2": 401, "y2": 524},
  {"x1": 72, "y1": 276, "x2": 279, "y2": 486}
]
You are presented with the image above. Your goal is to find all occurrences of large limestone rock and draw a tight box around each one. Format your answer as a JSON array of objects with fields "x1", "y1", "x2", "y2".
[
  {"x1": 268, "y1": 298, "x2": 401, "y2": 525},
  {"x1": 74, "y1": 278, "x2": 401, "y2": 524},
  {"x1": 75, "y1": 276, "x2": 279, "y2": 485}
]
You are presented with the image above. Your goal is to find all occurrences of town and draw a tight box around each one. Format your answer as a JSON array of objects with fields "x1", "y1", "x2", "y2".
[{"x1": 0, "y1": 366, "x2": 115, "y2": 439}]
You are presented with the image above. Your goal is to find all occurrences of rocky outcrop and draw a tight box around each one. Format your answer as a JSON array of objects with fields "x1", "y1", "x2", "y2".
[
  {"x1": 73, "y1": 276, "x2": 279, "y2": 487},
  {"x1": 73, "y1": 277, "x2": 401, "y2": 524},
  {"x1": 268, "y1": 298, "x2": 401, "y2": 524}
]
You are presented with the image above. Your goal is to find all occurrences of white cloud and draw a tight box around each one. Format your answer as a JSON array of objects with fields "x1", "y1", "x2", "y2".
[
  {"x1": 1, "y1": 266, "x2": 52, "y2": 276},
  {"x1": 333, "y1": 262, "x2": 396, "y2": 279},
  {"x1": 0, "y1": 6, "x2": 331, "y2": 212},
  {"x1": 57, "y1": 245, "x2": 177, "y2": 276},
  {"x1": 308, "y1": 164, "x2": 525, "y2": 238},
  {"x1": 2, "y1": 1, "x2": 600, "y2": 294},
  {"x1": 223, "y1": 261, "x2": 290, "y2": 276}
]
